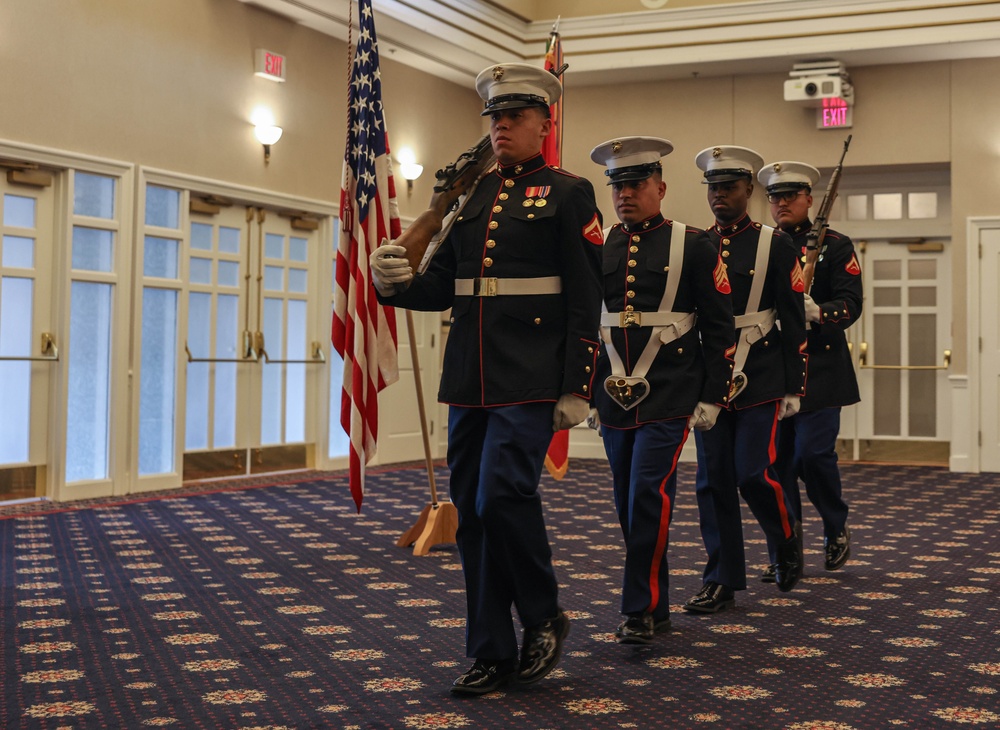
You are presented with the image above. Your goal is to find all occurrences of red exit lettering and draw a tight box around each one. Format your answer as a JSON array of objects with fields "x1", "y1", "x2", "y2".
[
  {"x1": 266, "y1": 53, "x2": 283, "y2": 77},
  {"x1": 823, "y1": 107, "x2": 847, "y2": 127}
]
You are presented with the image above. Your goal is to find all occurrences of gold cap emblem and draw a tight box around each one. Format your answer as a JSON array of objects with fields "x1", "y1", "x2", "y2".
[
  {"x1": 612, "y1": 141, "x2": 623, "y2": 153},
  {"x1": 492, "y1": 66, "x2": 505, "y2": 81},
  {"x1": 774, "y1": 163, "x2": 782, "y2": 172},
  {"x1": 712, "y1": 147, "x2": 722, "y2": 158}
]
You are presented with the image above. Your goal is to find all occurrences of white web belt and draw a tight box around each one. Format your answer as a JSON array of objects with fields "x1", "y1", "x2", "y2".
[
  {"x1": 600, "y1": 221, "x2": 689, "y2": 411},
  {"x1": 729, "y1": 225, "x2": 776, "y2": 401}
]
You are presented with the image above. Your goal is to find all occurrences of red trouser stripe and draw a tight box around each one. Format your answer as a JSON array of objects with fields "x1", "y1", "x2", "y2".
[
  {"x1": 764, "y1": 400, "x2": 793, "y2": 539},
  {"x1": 648, "y1": 427, "x2": 689, "y2": 611}
]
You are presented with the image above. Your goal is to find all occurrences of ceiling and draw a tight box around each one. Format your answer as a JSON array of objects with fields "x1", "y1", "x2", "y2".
[{"x1": 237, "y1": 0, "x2": 1000, "y2": 87}]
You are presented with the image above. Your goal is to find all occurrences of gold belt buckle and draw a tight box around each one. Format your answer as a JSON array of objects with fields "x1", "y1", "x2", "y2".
[
  {"x1": 619, "y1": 310, "x2": 641, "y2": 328},
  {"x1": 472, "y1": 277, "x2": 498, "y2": 297}
]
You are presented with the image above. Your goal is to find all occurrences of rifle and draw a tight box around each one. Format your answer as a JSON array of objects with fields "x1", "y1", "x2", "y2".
[
  {"x1": 802, "y1": 134, "x2": 852, "y2": 293},
  {"x1": 393, "y1": 134, "x2": 496, "y2": 274}
]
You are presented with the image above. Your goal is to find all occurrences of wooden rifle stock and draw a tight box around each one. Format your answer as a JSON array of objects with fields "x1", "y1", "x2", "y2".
[
  {"x1": 394, "y1": 134, "x2": 496, "y2": 271},
  {"x1": 802, "y1": 134, "x2": 852, "y2": 293}
]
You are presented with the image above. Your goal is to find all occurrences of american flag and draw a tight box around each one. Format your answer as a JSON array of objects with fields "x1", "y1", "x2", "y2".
[{"x1": 332, "y1": 0, "x2": 401, "y2": 512}]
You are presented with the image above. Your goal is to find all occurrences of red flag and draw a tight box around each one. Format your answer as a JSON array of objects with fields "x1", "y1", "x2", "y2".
[
  {"x1": 332, "y1": 0, "x2": 402, "y2": 511},
  {"x1": 542, "y1": 22, "x2": 570, "y2": 481}
]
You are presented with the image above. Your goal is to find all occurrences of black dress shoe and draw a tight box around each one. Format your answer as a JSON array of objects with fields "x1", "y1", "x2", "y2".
[
  {"x1": 760, "y1": 564, "x2": 776, "y2": 583},
  {"x1": 774, "y1": 528, "x2": 803, "y2": 592},
  {"x1": 825, "y1": 526, "x2": 851, "y2": 571},
  {"x1": 614, "y1": 613, "x2": 672, "y2": 644},
  {"x1": 518, "y1": 610, "x2": 570, "y2": 685},
  {"x1": 683, "y1": 582, "x2": 735, "y2": 613},
  {"x1": 451, "y1": 658, "x2": 517, "y2": 696}
]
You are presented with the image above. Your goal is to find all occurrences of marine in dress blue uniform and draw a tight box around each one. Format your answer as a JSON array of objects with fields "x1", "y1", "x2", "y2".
[
  {"x1": 370, "y1": 63, "x2": 603, "y2": 695},
  {"x1": 758, "y1": 161, "x2": 860, "y2": 577},
  {"x1": 587, "y1": 137, "x2": 735, "y2": 643},
  {"x1": 686, "y1": 146, "x2": 808, "y2": 613}
]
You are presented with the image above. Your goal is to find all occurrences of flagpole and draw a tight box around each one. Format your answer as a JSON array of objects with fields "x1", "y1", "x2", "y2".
[{"x1": 395, "y1": 311, "x2": 458, "y2": 555}]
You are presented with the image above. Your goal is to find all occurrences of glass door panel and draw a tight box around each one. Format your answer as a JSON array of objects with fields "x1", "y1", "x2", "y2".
[{"x1": 0, "y1": 180, "x2": 55, "y2": 501}]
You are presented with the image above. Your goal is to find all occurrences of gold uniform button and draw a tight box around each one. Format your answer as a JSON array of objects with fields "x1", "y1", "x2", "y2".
[
  {"x1": 523, "y1": 199, "x2": 535, "y2": 208},
  {"x1": 449, "y1": 316, "x2": 455, "y2": 323},
  {"x1": 527, "y1": 214, "x2": 535, "y2": 219},
  {"x1": 499, "y1": 193, "x2": 509, "y2": 201},
  {"x1": 504, "y1": 179, "x2": 515, "y2": 188},
  {"x1": 535, "y1": 199, "x2": 547, "y2": 208},
  {"x1": 514, "y1": 165, "x2": 523, "y2": 174},
  {"x1": 626, "y1": 275, "x2": 635, "y2": 283},
  {"x1": 483, "y1": 257, "x2": 493, "y2": 267},
  {"x1": 626, "y1": 290, "x2": 635, "y2": 298},
  {"x1": 722, "y1": 250, "x2": 730, "y2": 258},
  {"x1": 749, "y1": 269, "x2": 755, "y2": 275},
  {"x1": 722, "y1": 238, "x2": 731, "y2": 245},
  {"x1": 457, "y1": 216, "x2": 464, "y2": 221},
  {"x1": 825, "y1": 345, "x2": 831, "y2": 351},
  {"x1": 630, "y1": 245, "x2": 639, "y2": 253},
  {"x1": 493, "y1": 205, "x2": 503, "y2": 213},
  {"x1": 489, "y1": 221, "x2": 499, "y2": 230},
  {"x1": 583, "y1": 384, "x2": 588, "y2": 392},
  {"x1": 628, "y1": 259, "x2": 637, "y2": 268},
  {"x1": 677, "y1": 347, "x2": 684, "y2": 354},
  {"x1": 625, "y1": 304, "x2": 634, "y2": 311},
  {"x1": 486, "y1": 240, "x2": 496, "y2": 249},
  {"x1": 801, "y1": 255, "x2": 808, "y2": 263},
  {"x1": 631, "y1": 235, "x2": 641, "y2": 243},
  {"x1": 643, "y1": 221, "x2": 650, "y2": 229},
  {"x1": 588, "y1": 346, "x2": 594, "y2": 353},
  {"x1": 585, "y1": 366, "x2": 591, "y2": 373},
  {"x1": 534, "y1": 318, "x2": 541, "y2": 325},
  {"x1": 833, "y1": 311, "x2": 840, "y2": 316},
  {"x1": 663, "y1": 266, "x2": 669, "y2": 272}
]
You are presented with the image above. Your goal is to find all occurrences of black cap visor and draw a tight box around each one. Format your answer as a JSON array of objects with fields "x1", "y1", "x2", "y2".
[
  {"x1": 606, "y1": 163, "x2": 661, "y2": 185},
  {"x1": 702, "y1": 168, "x2": 753, "y2": 184},
  {"x1": 482, "y1": 93, "x2": 549, "y2": 116}
]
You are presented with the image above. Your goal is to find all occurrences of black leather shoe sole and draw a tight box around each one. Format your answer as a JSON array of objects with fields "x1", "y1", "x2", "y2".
[
  {"x1": 684, "y1": 596, "x2": 736, "y2": 614},
  {"x1": 450, "y1": 666, "x2": 516, "y2": 696}
]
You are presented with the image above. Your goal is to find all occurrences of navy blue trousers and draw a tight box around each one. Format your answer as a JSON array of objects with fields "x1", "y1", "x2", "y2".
[
  {"x1": 767, "y1": 407, "x2": 849, "y2": 560},
  {"x1": 447, "y1": 403, "x2": 559, "y2": 662},
  {"x1": 694, "y1": 401, "x2": 797, "y2": 591},
  {"x1": 602, "y1": 419, "x2": 688, "y2": 622}
]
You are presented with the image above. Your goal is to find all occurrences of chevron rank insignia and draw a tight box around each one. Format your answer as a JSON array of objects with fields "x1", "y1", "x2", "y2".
[
  {"x1": 714, "y1": 257, "x2": 731, "y2": 294},
  {"x1": 791, "y1": 259, "x2": 806, "y2": 292},
  {"x1": 583, "y1": 213, "x2": 604, "y2": 245}
]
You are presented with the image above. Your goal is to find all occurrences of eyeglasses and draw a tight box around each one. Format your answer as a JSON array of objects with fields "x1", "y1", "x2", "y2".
[{"x1": 767, "y1": 190, "x2": 808, "y2": 204}]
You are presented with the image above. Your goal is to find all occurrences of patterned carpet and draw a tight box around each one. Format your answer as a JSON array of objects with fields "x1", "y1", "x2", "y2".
[{"x1": 1, "y1": 459, "x2": 998, "y2": 729}]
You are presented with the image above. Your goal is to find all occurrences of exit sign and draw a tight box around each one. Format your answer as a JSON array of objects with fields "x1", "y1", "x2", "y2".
[
  {"x1": 817, "y1": 97, "x2": 852, "y2": 129},
  {"x1": 255, "y1": 49, "x2": 286, "y2": 82}
]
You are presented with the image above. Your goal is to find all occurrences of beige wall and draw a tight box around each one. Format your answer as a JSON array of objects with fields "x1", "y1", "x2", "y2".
[
  {"x1": 0, "y1": 0, "x2": 483, "y2": 221},
  {"x1": 4, "y1": 0, "x2": 997, "y2": 373}
]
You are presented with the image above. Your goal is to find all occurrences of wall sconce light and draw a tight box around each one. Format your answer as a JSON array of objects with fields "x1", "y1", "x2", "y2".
[
  {"x1": 254, "y1": 124, "x2": 283, "y2": 164},
  {"x1": 396, "y1": 147, "x2": 423, "y2": 194}
]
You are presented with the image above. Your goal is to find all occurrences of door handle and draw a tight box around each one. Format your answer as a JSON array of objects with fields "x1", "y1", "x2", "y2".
[
  {"x1": 858, "y1": 342, "x2": 952, "y2": 370},
  {"x1": 0, "y1": 332, "x2": 59, "y2": 361}
]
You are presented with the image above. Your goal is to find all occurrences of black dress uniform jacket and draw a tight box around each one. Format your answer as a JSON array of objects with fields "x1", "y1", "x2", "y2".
[
  {"x1": 595, "y1": 215, "x2": 735, "y2": 428},
  {"x1": 787, "y1": 221, "x2": 862, "y2": 411},
  {"x1": 707, "y1": 214, "x2": 808, "y2": 408},
  {"x1": 386, "y1": 152, "x2": 604, "y2": 406}
]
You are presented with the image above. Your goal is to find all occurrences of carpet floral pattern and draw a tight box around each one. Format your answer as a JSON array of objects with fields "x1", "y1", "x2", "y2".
[{"x1": 2, "y1": 460, "x2": 998, "y2": 729}]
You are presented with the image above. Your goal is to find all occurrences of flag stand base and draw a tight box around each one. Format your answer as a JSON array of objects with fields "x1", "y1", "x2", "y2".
[{"x1": 397, "y1": 501, "x2": 458, "y2": 556}]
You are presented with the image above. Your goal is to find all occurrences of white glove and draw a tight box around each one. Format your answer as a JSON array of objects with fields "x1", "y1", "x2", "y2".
[
  {"x1": 804, "y1": 294, "x2": 821, "y2": 323},
  {"x1": 586, "y1": 407, "x2": 602, "y2": 437},
  {"x1": 778, "y1": 394, "x2": 801, "y2": 420},
  {"x1": 687, "y1": 402, "x2": 722, "y2": 431},
  {"x1": 369, "y1": 242, "x2": 412, "y2": 296},
  {"x1": 553, "y1": 394, "x2": 590, "y2": 431}
]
